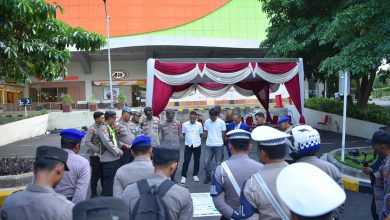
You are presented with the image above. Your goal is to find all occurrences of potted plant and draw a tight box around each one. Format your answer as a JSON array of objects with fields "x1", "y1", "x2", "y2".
[
  {"x1": 116, "y1": 92, "x2": 126, "y2": 109},
  {"x1": 62, "y1": 94, "x2": 73, "y2": 112},
  {"x1": 88, "y1": 95, "x2": 99, "y2": 112}
]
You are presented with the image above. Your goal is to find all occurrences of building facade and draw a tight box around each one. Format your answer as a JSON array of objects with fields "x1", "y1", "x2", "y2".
[{"x1": 28, "y1": 0, "x2": 272, "y2": 109}]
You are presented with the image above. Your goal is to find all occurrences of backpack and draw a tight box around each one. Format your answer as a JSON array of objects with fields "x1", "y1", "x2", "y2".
[{"x1": 131, "y1": 179, "x2": 175, "y2": 220}]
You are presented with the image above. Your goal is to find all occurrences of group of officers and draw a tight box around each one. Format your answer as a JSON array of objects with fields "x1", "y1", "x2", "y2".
[{"x1": 2, "y1": 105, "x2": 390, "y2": 220}]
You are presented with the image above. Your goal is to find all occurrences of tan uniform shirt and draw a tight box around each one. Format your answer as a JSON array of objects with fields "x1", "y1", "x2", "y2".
[
  {"x1": 85, "y1": 123, "x2": 101, "y2": 156},
  {"x1": 160, "y1": 120, "x2": 181, "y2": 149},
  {"x1": 117, "y1": 119, "x2": 135, "y2": 146},
  {"x1": 140, "y1": 115, "x2": 160, "y2": 147},
  {"x1": 1, "y1": 184, "x2": 74, "y2": 220},
  {"x1": 113, "y1": 157, "x2": 154, "y2": 198},
  {"x1": 121, "y1": 174, "x2": 193, "y2": 220},
  {"x1": 241, "y1": 162, "x2": 290, "y2": 220},
  {"x1": 211, "y1": 154, "x2": 263, "y2": 218},
  {"x1": 97, "y1": 123, "x2": 122, "y2": 162}
]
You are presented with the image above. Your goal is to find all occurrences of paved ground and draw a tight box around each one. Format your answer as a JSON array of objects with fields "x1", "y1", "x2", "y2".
[{"x1": 0, "y1": 129, "x2": 372, "y2": 219}]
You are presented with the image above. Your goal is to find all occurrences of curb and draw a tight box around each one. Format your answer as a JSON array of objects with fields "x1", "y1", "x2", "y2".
[
  {"x1": 342, "y1": 175, "x2": 372, "y2": 194},
  {"x1": 326, "y1": 148, "x2": 373, "y2": 194},
  {"x1": 0, "y1": 187, "x2": 25, "y2": 206}
]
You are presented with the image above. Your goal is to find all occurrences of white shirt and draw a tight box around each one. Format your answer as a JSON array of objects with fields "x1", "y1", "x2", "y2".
[
  {"x1": 234, "y1": 122, "x2": 241, "y2": 130},
  {"x1": 182, "y1": 121, "x2": 203, "y2": 148},
  {"x1": 204, "y1": 118, "x2": 226, "y2": 146}
]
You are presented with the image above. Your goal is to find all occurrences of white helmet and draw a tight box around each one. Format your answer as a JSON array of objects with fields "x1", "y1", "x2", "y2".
[{"x1": 290, "y1": 125, "x2": 321, "y2": 155}]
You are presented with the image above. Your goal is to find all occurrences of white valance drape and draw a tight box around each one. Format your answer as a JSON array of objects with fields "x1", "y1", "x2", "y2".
[
  {"x1": 202, "y1": 64, "x2": 253, "y2": 84},
  {"x1": 254, "y1": 64, "x2": 299, "y2": 83}
]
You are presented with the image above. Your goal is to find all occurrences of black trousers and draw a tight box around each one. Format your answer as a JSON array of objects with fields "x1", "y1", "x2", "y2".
[
  {"x1": 121, "y1": 146, "x2": 134, "y2": 165},
  {"x1": 89, "y1": 156, "x2": 102, "y2": 197},
  {"x1": 181, "y1": 145, "x2": 201, "y2": 178},
  {"x1": 101, "y1": 159, "x2": 121, "y2": 197}
]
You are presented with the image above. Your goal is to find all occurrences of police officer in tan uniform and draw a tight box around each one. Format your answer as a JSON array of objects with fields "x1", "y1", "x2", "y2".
[
  {"x1": 97, "y1": 111, "x2": 123, "y2": 196},
  {"x1": 240, "y1": 126, "x2": 291, "y2": 220},
  {"x1": 140, "y1": 107, "x2": 160, "y2": 147},
  {"x1": 211, "y1": 129, "x2": 263, "y2": 220},
  {"x1": 113, "y1": 135, "x2": 154, "y2": 198},
  {"x1": 1, "y1": 146, "x2": 74, "y2": 220},
  {"x1": 159, "y1": 109, "x2": 181, "y2": 181},
  {"x1": 117, "y1": 107, "x2": 135, "y2": 165},
  {"x1": 121, "y1": 145, "x2": 193, "y2": 220},
  {"x1": 85, "y1": 111, "x2": 104, "y2": 198}
]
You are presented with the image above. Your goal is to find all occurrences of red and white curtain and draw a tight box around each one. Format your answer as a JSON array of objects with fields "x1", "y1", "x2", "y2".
[{"x1": 152, "y1": 60, "x2": 304, "y2": 123}]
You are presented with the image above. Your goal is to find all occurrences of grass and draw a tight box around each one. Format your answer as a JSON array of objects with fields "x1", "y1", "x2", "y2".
[{"x1": 334, "y1": 150, "x2": 376, "y2": 170}]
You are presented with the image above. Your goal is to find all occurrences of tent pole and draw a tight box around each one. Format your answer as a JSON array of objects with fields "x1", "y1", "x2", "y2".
[
  {"x1": 146, "y1": 58, "x2": 155, "y2": 108},
  {"x1": 298, "y1": 58, "x2": 305, "y2": 118}
]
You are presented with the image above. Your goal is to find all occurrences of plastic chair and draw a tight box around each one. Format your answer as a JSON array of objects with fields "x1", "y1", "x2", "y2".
[{"x1": 317, "y1": 115, "x2": 330, "y2": 130}]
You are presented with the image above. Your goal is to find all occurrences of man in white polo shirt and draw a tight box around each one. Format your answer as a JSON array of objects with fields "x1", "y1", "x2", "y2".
[
  {"x1": 180, "y1": 111, "x2": 204, "y2": 184},
  {"x1": 203, "y1": 107, "x2": 227, "y2": 184}
]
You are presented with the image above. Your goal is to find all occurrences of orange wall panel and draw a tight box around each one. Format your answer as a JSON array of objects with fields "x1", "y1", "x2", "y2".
[{"x1": 50, "y1": 0, "x2": 229, "y2": 37}]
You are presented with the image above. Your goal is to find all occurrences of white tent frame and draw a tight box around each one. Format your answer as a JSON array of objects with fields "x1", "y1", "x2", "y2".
[{"x1": 146, "y1": 58, "x2": 305, "y2": 113}]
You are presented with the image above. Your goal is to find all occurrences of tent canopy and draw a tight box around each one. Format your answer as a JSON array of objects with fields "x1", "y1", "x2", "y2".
[{"x1": 146, "y1": 58, "x2": 305, "y2": 122}]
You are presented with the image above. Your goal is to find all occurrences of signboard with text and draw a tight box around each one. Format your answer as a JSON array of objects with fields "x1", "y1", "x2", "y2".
[
  {"x1": 112, "y1": 71, "x2": 129, "y2": 79},
  {"x1": 19, "y1": 98, "x2": 32, "y2": 107}
]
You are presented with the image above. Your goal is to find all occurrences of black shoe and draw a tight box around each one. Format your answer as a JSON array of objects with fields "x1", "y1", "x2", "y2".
[{"x1": 203, "y1": 177, "x2": 211, "y2": 184}]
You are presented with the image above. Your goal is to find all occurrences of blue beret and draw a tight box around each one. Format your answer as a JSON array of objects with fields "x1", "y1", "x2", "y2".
[
  {"x1": 123, "y1": 107, "x2": 132, "y2": 114},
  {"x1": 132, "y1": 135, "x2": 151, "y2": 148},
  {"x1": 277, "y1": 116, "x2": 290, "y2": 124},
  {"x1": 60, "y1": 128, "x2": 86, "y2": 141}
]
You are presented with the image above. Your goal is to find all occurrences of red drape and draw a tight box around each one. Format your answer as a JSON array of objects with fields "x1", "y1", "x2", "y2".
[
  {"x1": 152, "y1": 76, "x2": 192, "y2": 116},
  {"x1": 155, "y1": 60, "x2": 197, "y2": 74},
  {"x1": 236, "y1": 81, "x2": 271, "y2": 121},
  {"x1": 284, "y1": 74, "x2": 305, "y2": 123},
  {"x1": 257, "y1": 62, "x2": 297, "y2": 74},
  {"x1": 206, "y1": 63, "x2": 249, "y2": 72}
]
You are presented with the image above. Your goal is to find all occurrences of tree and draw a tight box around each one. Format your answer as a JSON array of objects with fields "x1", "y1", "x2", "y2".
[
  {"x1": 259, "y1": 0, "x2": 390, "y2": 106},
  {"x1": 0, "y1": 0, "x2": 106, "y2": 83}
]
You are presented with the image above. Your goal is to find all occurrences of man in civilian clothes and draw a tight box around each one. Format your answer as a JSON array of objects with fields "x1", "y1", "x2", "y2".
[
  {"x1": 85, "y1": 111, "x2": 104, "y2": 198},
  {"x1": 180, "y1": 111, "x2": 204, "y2": 184},
  {"x1": 225, "y1": 112, "x2": 250, "y2": 157},
  {"x1": 55, "y1": 128, "x2": 90, "y2": 203},
  {"x1": 203, "y1": 108, "x2": 227, "y2": 184}
]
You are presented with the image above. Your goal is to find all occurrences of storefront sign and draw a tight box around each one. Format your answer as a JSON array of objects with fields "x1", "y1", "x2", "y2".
[
  {"x1": 37, "y1": 76, "x2": 79, "y2": 81},
  {"x1": 111, "y1": 71, "x2": 129, "y2": 79},
  {"x1": 93, "y1": 80, "x2": 146, "y2": 86}
]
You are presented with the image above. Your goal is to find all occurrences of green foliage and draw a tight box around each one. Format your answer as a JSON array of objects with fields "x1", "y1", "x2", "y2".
[
  {"x1": 372, "y1": 87, "x2": 390, "y2": 99},
  {"x1": 305, "y1": 98, "x2": 390, "y2": 125},
  {"x1": 334, "y1": 151, "x2": 375, "y2": 170},
  {"x1": 0, "y1": 0, "x2": 106, "y2": 82},
  {"x1": 88, "y1": 95, "x2": 98, "y2": 104},
  {"x1": 259, "y1": 0, "x2": 390, "y2": 105},
  {"x1": 116, "y1": 92, "x2": 126, "y2": 103},
  {"x1": 62, "y1": 94, "x2": 73, "y2": 105}
]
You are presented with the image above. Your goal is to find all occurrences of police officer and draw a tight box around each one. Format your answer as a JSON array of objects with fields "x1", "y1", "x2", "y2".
[
  {"x1": 130, "y1": 109, "x2": 143, "y2": 137},
  {"x1": 73, "y1": 197, "x2": 129, "y2": 220},
  {"x1": 113, "y1": 135, "x2": 154, "y2": 198},
  {"x1": 55, "y1": 128, "x2": 90, "y2": 203},
  {"x1": 369, "y1": 131, "x2": 390, "y2": 220},
  {"x1": 289, "y1": 125, "x2": 344, "y2": 219},
  {"x1": 278, "y1": 116, "x2": 293, "y2": 133},
  {"x1": 276, "y1": 163, "x2": 346, "y2": 220},
  {"x1": 117, "y1": 107, "x2": 135, "y2": 165},
  {"x1": 290, "y1": 125, "x2": 343, "y2": 185},
  {"x1": 97, "y1": 110, "x2": 123, "y2": 196},
  {"x1": 85, "y1": 111, "x2": 104, "y2": 198},
  {"x1": 160, "y1": 109, "x2": 181, "y2": 181},
  {"x1": 140, "y1": 107, "x2": 161, "y2": 147},
  {"x1": 1, "y1": 146, "x2": 73, "y2": 220},
  {"x1": 240, "y1": 126, "x2": 291, "y2": 220},
  {"x1": 211, "y1": 129, "x2": 263, "y2": 220},
  {"x1": 121, "y1": 145, "x2": 193, "y2": 219}
]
